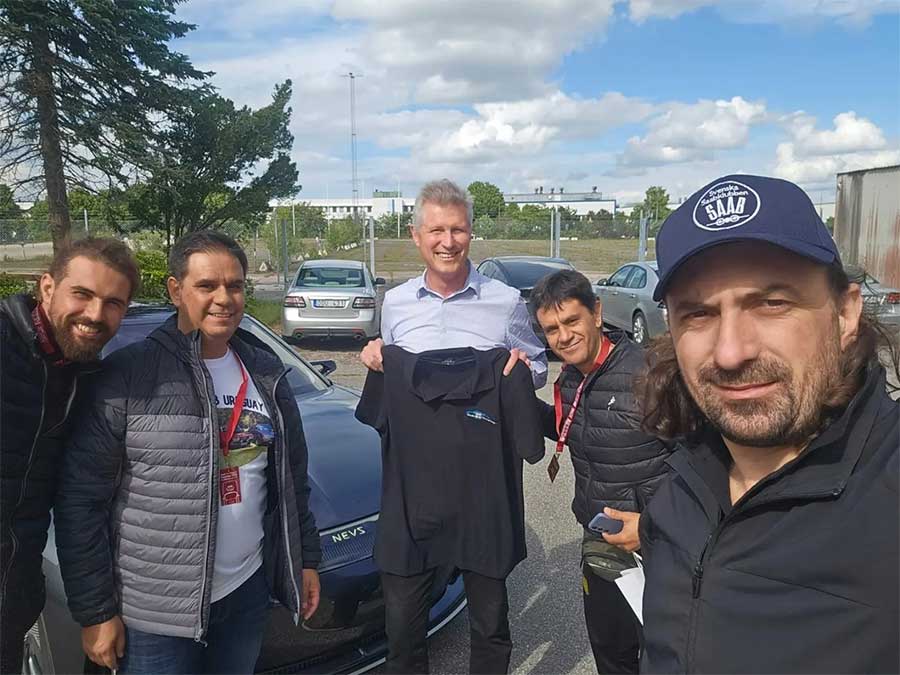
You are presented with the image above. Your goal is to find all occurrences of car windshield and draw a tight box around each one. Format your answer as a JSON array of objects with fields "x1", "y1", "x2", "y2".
[
  {"x1": 295, "y1": 266, "x2": 365, "y2": 288},
  {"x1": 102, "y1": 309, "x2": 329, "y2": 396},
  {"x1": 503, "y1": 260, "x2": 574, "y2": 288}
]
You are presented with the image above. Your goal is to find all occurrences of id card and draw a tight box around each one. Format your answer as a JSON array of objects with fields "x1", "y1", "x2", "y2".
[{"x1": 220, "y1": 466, "x2": 242, "y2": 505}]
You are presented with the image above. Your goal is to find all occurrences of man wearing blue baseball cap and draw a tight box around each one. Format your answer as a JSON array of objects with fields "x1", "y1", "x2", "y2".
[{"x1": 636, "y1": 174, "x2": 899, "y2": 673}]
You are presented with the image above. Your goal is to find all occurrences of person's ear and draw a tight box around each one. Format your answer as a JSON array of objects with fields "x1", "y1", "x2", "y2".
[
  {"x1": 38, "y1": 273, "x2": 56, "y2": 306},
  {"x1": 166, "y1": 276, "x2": 182, "y2": 307},
  {"x1": 838, "y1": 283, "x2": 863, "y2": 351},
  {"x1": 593, "y1": 300, "x2": 603, "y2": 328}
]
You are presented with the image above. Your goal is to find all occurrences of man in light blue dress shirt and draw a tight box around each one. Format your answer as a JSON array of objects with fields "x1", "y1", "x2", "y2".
[
  {"x1": 358, "y1": 179, "x2": 547, "y2": 674},
  {"x1": 360, "y1": 180, "x2": 547, "y2": 387}
]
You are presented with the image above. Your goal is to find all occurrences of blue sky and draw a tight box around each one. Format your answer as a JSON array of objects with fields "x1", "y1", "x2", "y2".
[{"x1": 174, "y1": 0, "x2": 900, "y2": 205}]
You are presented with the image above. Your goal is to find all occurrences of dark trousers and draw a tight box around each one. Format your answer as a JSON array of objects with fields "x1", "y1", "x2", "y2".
[
  {"x1": 382, "y1": 569, "x2": 511, "y2": 674},
  {"x1": 0, "y1": 620, "x2": 26, "y2": 675},
  {"x1": 582, "y1": 563, "x2": 640, "y2": 674},
  {"x1": 0, "y1": 573, "x2": 43, "y2": 675},
  {"x1": 119, "y1": 567, "x2": 270, "y2": 675}
]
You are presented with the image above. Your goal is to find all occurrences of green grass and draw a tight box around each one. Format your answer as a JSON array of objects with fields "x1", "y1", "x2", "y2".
[
  {"x1": 246, "y1": 298, "x2": 282, "y2": 329},
  {"x1": 266, "y1": 238, "x2": 654, "y2": 276}
]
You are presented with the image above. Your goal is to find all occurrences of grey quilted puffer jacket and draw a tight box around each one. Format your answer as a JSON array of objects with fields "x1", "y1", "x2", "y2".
[{"x1": 55, "y1": 316, "x2": 321, "y2": 639}]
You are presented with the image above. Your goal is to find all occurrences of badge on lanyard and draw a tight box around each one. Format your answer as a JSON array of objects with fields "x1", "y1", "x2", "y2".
[
  {"x1": 548, "y1": 337, "x2": 613, "y2": 483},
  {"x1": 219, "y1": 352, "x2": 249, "y2": 505}
]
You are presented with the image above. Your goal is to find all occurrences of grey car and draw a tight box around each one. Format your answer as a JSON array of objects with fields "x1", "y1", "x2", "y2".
[
  {"x1": 594, "y1": 261, "x2": 668, "y2": 345},
  {"x1": 282, "y1": 260, "x2": 385, "y2": 342},
  {"x1": 853, "y1": 269, "x2": 900, "y2": 328}
]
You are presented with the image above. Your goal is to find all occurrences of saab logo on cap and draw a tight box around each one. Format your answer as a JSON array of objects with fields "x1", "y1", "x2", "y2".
[{"x1": 692, "y1": 180, "x2": 761, "y2": 231}]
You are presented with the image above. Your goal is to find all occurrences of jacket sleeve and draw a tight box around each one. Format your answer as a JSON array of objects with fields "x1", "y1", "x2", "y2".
[
  {"x1": 501, "y1": 360, "x2": 547, "y2": 464},
  {"x1": 277, "y1": 380, "x2": 322, "y2": 569},
  {"x1": 54, "y1": 362, "x2": 128, "y2": 627},
  {"x1": 539, "y1": 400, "x2": 559, "y2": 441}
]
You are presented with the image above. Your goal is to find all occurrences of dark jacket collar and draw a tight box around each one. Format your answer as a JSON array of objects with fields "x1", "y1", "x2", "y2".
[
  {"x1": 149, "y1": 314, "x2": 284, "y2": 380},
  {"x1": 1, "y1": 293, "x2": 40, "y2": 358},
  {"x1": 392, "y1": 346, "x2": 501, "y2": 403},
  {"x1": 668, "y1": 363, "x2": 890, "y2": 515}
]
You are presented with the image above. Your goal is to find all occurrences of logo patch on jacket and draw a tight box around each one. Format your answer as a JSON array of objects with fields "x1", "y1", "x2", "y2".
[{"x1": 466, "y1": 409, "x2": 497, "y2": 425}]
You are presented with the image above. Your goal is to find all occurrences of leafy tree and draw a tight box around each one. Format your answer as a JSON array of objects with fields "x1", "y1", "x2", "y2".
[
  {"x1": 326, "y1": 217, "x2": 361, "y2": 253},
  {"x1": 259, "y1": 210, "x2": 307, "y2": 273},
  {"x1": 0, "y1": 184, "x2": 20, "y2": 217},
  {"x1": 128, "y1": 82, "x2": 299, "y2": 244},
  {"x1": 467, "y1": 181, "x2": 504, "y2": 219},
  {"x1": 272, "y1": 202, "x2": 327, "y2": 239},
  {"x1": 374, "y1": 211, "x2": 412, "y2": 238},
  {"x1": 0, "y1": 0, "x2": 204, "y2": 251}
]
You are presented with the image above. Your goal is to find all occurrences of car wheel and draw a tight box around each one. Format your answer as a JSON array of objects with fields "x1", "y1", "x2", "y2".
[
  {"x1": 22, "y1": 616, "x2": 52, "y2": 675},
  {"x1": 632, "y1": 311, "x2": 648, "y2": 345}
]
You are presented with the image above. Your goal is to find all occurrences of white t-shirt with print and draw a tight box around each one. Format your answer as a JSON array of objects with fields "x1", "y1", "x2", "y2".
[{"x1": 205, "y1": 348, "x2": 272, "y2": 602}]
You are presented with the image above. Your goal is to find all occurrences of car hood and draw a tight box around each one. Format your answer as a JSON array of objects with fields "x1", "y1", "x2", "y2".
[{"x1": 296, "y1": 385, "x2": 382, "y2": 530}]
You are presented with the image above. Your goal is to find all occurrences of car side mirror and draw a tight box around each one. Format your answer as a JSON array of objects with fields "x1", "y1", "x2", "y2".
[
  {"x1": 374, "y1": 277, "x2": 386, "y2": 286},
  {"x1": 596, "y1": 278, "x2": 608, "y2": 286},
  {"x1": 310, "y1": 359, "x2": 337, "y2": 377}
]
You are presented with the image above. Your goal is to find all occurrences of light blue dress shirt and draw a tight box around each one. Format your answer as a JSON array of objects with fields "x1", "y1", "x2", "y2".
[{"x1": 380, "y1": 264, "x2": 548, "y2": 388}]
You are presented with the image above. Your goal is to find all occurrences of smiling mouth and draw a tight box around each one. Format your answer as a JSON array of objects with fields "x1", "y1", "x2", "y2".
[
  {"x1": 209, "y1": 312, "x2": 234, "y2": 319},
  {"x1": 715, "y1": 382, "x2": 778, "y2": 399},
  {"x1": 72, "y1": 323, "x2": 104, "y2": 339},
  {"x1": 435, "y1": 251, "x2": 459, "y2": 261}
]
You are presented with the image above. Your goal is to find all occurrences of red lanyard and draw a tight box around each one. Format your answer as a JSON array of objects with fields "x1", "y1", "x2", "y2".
[
  {"x1": 548, "y1": 337, "x2": 613, "y2": 481},
  {"x1": 220, "y1": 351, "x2": 249, "y2": 456}
]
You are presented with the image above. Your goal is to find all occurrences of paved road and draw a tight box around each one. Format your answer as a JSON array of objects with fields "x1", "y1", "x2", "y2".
[{"x1": 296, "y1": 340, "x2": 598, "y2": 674}]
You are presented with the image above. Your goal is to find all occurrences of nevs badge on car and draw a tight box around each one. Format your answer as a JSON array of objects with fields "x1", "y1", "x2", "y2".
[{"x1": 331, "y1": 526, "x2": 367, "y2": 543}]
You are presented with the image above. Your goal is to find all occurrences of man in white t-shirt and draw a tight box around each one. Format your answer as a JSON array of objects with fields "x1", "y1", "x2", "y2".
[{"x1": 57, "y1": 232, "x2": 321, "y2": 674}]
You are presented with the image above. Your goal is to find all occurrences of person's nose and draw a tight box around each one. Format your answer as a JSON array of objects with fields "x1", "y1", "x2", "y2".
[{"x1": 713, "y1": 308, "x2": 761, "y2": 372}]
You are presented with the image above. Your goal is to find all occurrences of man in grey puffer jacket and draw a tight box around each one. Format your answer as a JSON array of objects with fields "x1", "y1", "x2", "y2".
[{"x1": 56, "y1": 232, "x2": 321, "y2": 674}]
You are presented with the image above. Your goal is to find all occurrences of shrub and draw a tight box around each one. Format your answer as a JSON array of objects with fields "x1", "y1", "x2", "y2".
[
  {"x1": 0, "y1": 273, "x2": 32, "y2": 299},
  {"x1": 133, "y1": 250, "x2": 168, "y2": 301}
]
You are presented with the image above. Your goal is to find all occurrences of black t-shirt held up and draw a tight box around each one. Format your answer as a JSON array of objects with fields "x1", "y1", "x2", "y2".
[{"x1": 355, "y1": 346, "x2": 545, "y2": 579}]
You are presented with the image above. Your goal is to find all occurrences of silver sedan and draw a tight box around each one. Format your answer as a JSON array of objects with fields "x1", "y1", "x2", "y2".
[
  {"x1": 282, "y1": 259, "x2": 385, "y2": 342},
  {"x1": 593, "y1": 261, "x2": 668, "y2": 345}
]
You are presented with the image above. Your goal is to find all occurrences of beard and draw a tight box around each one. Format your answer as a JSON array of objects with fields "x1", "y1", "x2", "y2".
[
  {"x1": 53, "y1": 315, "x2": 111, "y2": 362},
  {"x1": 688, "y1": 330, "x2": 842, "y2": 447}
]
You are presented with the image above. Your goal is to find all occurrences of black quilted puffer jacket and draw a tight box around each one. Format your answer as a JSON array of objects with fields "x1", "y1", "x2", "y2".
[
  {"x1": 0, "y1": 294, "x2": 84, "y2": 633},
  {"x1": 55, "y1": 315, "x2": 321, "y2": 639},
  {"x1": 542, "y1": 332, "x2": 672, "y2": 525}
]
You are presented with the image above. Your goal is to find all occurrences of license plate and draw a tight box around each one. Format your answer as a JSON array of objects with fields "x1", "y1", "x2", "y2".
[{"x1": 313, "y1": 299, "x2": 344, "y2": 308}]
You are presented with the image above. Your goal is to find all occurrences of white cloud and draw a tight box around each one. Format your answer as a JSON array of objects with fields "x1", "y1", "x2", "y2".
[
  {"x1": 626, "y1": 0, "x2": 899, "y2": 26},
  {"x1": 616, "y1": 96, "x2": 768, "y2": 171},
  {"x1": 773, "y1": 111, "x2": 898, "y2": 185},
  {"x1": 332, "y1": 0, "x2": 617, "y2": 103},
  {"x1": 783, "y1": 111, "x2": 887, "y2": 156}
]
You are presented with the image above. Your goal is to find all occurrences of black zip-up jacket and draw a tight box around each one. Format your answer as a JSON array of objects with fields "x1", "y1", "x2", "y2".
[
  {"x1": 640, "y1": 364, "x2": 899, "y2": 673},
  {"x1": 541, "y1": 333, "x2": 671, "y2": 524},
  {"x1": 0, "y1": 294, "x2": 86, "y2": 633},
  {"x1": 55, "y1": 316, "x2": 321, "y2": 638}
]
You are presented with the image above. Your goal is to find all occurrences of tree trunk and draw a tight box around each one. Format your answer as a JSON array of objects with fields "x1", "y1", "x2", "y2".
[{"x1": 30, "y1": 27, "x2": 71, "y2": 253}]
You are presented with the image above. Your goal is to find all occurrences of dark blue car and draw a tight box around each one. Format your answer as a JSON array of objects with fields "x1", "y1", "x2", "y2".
[{"x1": 27, "y1": 306, "x2": 466, "y2": 675}]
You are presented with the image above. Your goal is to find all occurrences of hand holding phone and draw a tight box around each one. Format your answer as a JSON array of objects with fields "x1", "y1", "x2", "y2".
[{"x1": 588, "y1": 512, "x2": 624, "y2": 535}]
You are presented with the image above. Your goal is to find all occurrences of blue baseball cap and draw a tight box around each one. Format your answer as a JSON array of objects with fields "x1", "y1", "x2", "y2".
[{"x1": 653, "y1": 174, "x2": 841, "y2": 301}]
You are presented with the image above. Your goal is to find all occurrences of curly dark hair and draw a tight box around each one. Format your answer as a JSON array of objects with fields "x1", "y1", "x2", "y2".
[
  {"x1": 639, "y1": 263, "x2": 900, "y2": 442},
  {"x1": 48, "y1": 237, "x2": 140, "y2": 300}
]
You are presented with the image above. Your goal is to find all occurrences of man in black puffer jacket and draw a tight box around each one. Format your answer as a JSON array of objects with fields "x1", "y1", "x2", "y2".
[
  {"x1": 0, "y1": 238, "x2": 137, "y2": 674},
  {"x1": 531, "y1": 270, "x2": 671, "y2": 674}
]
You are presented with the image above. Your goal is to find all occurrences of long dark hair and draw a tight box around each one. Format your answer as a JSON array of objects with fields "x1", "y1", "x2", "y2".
[{"x1": 640, "y1": 264, "x2": 900, "y2": 442}]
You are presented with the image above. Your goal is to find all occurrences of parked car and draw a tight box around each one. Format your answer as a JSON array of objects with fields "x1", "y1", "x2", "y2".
[
  {"x1": 25, "y1": 305, "x2": 465, "y2": 675},
  {"x1": 593, "y1": 261, "x2": 667, "y2": 345},
  {"x1": 282, "y1": 260, "x2": 385, "y2": 343},
  {"x1": 476, "y1": 255, "x2": 576, "y2": 340},
  {"x1": 851, "y1": 267, "x2": 900, "y2": 328}
]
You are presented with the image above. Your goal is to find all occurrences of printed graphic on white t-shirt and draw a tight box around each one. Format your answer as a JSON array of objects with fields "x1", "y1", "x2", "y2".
[{"x1": 205, "y1": 348, "x2": 273, "y2": 602}]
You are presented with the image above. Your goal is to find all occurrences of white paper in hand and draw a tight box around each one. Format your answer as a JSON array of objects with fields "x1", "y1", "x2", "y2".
[{"x1": 614, "y1": 554, "x2": 645, "y2": 625}]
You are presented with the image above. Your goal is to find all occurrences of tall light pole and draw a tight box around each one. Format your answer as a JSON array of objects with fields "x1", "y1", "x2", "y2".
[{"x1": 345, "y1": 72, "x2": 360, "y2": 221}]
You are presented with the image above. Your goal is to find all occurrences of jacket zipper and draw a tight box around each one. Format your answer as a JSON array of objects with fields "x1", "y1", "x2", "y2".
[
  {"x1": 195, "y1": 341, "x2": 217, "y2": 643},
  {"x1": 270, "y1": 371, "x2": 302, "y2": 622},
  {"x1": 1, "y1": 360, "x2": 48, "y2": 601}
]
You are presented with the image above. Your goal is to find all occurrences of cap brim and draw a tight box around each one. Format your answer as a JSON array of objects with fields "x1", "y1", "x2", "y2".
[{"x1": 652, "y1": 235, "x2": 838, "y2": 301}]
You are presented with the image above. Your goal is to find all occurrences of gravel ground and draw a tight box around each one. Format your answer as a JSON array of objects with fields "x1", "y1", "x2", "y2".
[{"x1": 291, "y1": 338, "x2": 598, "y2": 675}]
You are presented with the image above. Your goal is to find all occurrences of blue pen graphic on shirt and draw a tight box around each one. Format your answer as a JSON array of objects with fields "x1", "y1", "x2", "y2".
[{"x1": 466, "y1": 409, "x2": 497, "y2": 425}]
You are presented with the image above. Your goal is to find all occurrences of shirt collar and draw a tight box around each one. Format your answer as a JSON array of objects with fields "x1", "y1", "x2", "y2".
[{"x1": 415, "y1": 261, "x2": 481, "y2": 300}]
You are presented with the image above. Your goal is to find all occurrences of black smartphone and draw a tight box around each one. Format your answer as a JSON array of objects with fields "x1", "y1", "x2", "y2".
[{"x1": 588, "y1": 512, "x2": 623, "y2": 535}]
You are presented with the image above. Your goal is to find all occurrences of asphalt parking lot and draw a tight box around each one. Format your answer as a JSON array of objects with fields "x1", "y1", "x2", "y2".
[{"x1": 295, "y1": 338, "x2": 598, "y2": 674}]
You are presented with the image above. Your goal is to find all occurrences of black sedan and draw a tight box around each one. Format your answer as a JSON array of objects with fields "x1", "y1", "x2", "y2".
[
  {"x1": 25, "y1": 305, "x2": 466, "y2": 675},
  {"x1": 476, "y1": 255, "x2": 576, "y2": 340}
]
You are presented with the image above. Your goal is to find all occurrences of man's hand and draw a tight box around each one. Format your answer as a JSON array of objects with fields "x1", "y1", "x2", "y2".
[
  {"x1": 601, "y1": 507, "x2": 641, "y2": 553},
  {"x1": 502, "y1": 348, "x2": 532, "y2": 376},
  {"x1": 82, "y1": 616, "x2": 125, "y2": 670},
  {"x1": 360, "y1": 338, "x2": 385, "y2": 372},
  {"x1": 301, "y1": 569, "x2": 321, "y2": 621}
]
